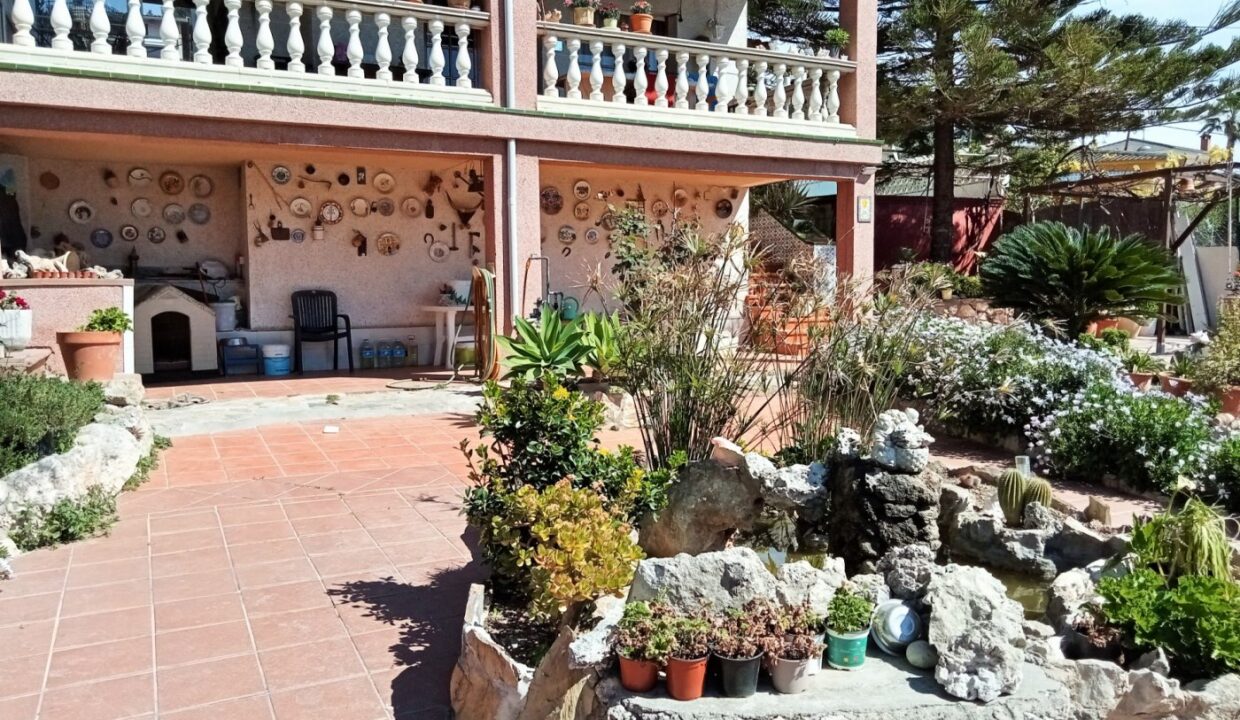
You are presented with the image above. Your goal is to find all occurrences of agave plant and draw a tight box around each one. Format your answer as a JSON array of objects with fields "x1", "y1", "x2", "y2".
[
  {"x1": 496, "y1": 307, "x2": 587, "y2": 380},
  {"x1": 980, "y1": 222, "x2": 1182, "y2": 337},
  {"x1": 580, "y1": 312, "x2": 622, "y2": 380}
]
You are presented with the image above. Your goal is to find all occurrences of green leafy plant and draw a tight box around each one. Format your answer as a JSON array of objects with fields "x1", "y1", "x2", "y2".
[
  {"x1": 1168, "y1": 353, "x2": 1200, "y2": 380},
  {"x1": 1128, "y1": 495, "x2": 1234, "y2": 581},
  {"x1": 952, "y1": 273, "x2": 985, "y2": 299},
  {"x1": 615, "y1": 601, "x2": 674, "y2": 664},
  {"x1": 911, "y1": 262, "x2": 955, "y2": 293},
  {"x1": 827, "y1": 588, "x2": 873, "y2": 634},
  {"x1": 1203, "y1": 435, "x2": 1240, "y2": 513},
  {"x1": 980, "y1": 222, "x2": 1182, "y2": 338},
  {"x1": 710, "y1": 599, "x2": 777, "y2": 659},
  {"x1": 1193, "y1": 303, "x2": 1240, "y2": 390},
  {"x1": 0, "y1": 372, "x2": 104, "y2": 476},
  {"x1": 80, "y1": 307, "x2": 133, "y2": 333},
  {"x1": 600, "y1": 3, "x2": 621, "y2": 19},
  {"x1": 1122, "y1": 350, "x2": 1165, "y2": 374},
  {"x1": 1077, "y1": 328, "x2": 1131, "y2": 356},
  {"x1": 824, "y1": 27, "x2": 851, "y2": 50},
  {"x1": 579, "y1": 312, "x2": 622, "y2": 379},
  {"x1": 669, "y1": 613, "x2": 712, "y2": 660},
  {"x1": 497, "y1": 307, "x2": 588, "y2": 380},
  {"x1": 125, "y1": 435, "x2": 172, "y2": 491},
  {"x1": 9, "y1": 486, "x2": 117, "y2": 551},
  {"x1": 630, "y1": 0, "x2": 652, "y2": 14}
]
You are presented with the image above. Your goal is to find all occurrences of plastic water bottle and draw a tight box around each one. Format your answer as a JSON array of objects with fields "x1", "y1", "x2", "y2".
[
  {"x1": 392, "y1": 341, "x2": 407, "y2": 367},
  {"x1": 377, "y1": 341, "x2": 393, "y2": 369},
  {"x1": 405, "y1": 336, "x2": 419, "y2": 367},
  {"x1": 359, "y1": 340, "x2": 376, "y2": 370}
]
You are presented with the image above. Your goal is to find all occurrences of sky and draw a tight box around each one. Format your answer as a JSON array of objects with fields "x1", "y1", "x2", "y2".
[{"x1": 1095, "y1": 0, "x2": 1240, "y2": 149}]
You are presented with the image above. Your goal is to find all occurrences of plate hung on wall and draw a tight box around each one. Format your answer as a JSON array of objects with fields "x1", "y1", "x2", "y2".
[
  {"x1": 349, "y1": 197, "x2": 369, "y2": 217},
  {"x1": 373, "y1": 172, "x2": 396, "y2": 193},
  {"x1": 148, "y1": 227, "x2": 167, "y2": 244},
  {"x1": 291, "y1": 228, "x2": 306, "y2": 243},
  {"x1": 573, "y1": 202, "x2": 590, "y2": 221},
  {"x1": 584, "y1": 227, "x2": 601, "y2": 244},
  {"x1": 715, "y1": 199, "x2": 733, "y2": 219},
  {"x1": 289, "y1": 197, "x2": 312, "y2": 218},
  {"x1": 651, "y1": 199, "x2": 669, "y2": 218},
  {"x1": 558, "y1": 225, "x2": 576, "y2": 244},
  {"x1": 163, "y1": 203, "x2": 186, "y2": 225},
  {"x1": 374, "y1": 198, "x2": 395, "y2": 216},
  {"x1": 68, "y1": 200, "x2": 95, "y2": 224},
  {"x1": 428, "y1": 240, "x2": 450, "y2": 262},
  {"x1": 39, "y1": 171, "x2": 60, "y2": 190},
  {"x1": 271, "y1": 165, "x2": 292, "y2": 185},
  {"x1": 90, "y1": 228, "x2": 113, "y2": 248},
  {"x1": 189, "y1": 175, "x2": 213, "y2": 198},
  {"x1": 377, "y1": 232, "x2": 400, "y2": 256},
  {"x1": 400, "y1": 197, "x2": 422, "y2": 218},
  {"x1": 120, "y1": 224, "x2": 140, "y2": 242},
  {"x1": 130, "y1": 197, "x2": 152, "y2": 218},
  {"x1": 319, "y1": 200, "x2": 343, "y2": 225},
  {"x1": 540, "y1": 187, "x2": 563, "y2": 215},
  {"x1": 187, "y1": 203, "x2": 211, "y2": 225},
  {"x1": 572, "y1": 179, "x2": 591, "y2": 200},
  {"x1": 672, "y1": 187, "x2": 689, "y2": 208},
  {"x1": 159, "y1": 171, "x2": 185, "y2": 195},
  {"x1": 128, "y1": 167, "x2": 152, "y2": 187}
]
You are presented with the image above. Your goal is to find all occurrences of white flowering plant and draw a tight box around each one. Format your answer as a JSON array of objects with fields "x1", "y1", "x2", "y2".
[{"x1": 1202, "y1": 435, "x2": 1240, "y2": 514}]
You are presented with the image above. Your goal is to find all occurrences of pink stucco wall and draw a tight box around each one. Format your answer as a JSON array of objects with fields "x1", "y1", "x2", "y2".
[{"x1": 0, "y1": 279, "x2": 130, "y2": 375}]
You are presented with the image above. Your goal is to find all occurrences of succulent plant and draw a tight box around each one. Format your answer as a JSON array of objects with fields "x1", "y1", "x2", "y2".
[
  {"x1": 1023, "y1": 476, "x2": 1053, "y2": 511},
  {"x1": 998, "y1": 467, "x2": 1054, "y2": 526}
]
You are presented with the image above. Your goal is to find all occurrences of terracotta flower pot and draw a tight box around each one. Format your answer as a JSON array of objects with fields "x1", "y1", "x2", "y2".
[
  {"x1": 1090, "y1": 318, "x2": 1121, "y2": 336},
  {"x1": 1128, "y1": 372, "x2": 1155, "y2": 391},
  {"x1": 59, "y1": 331, "x2": 122, "y2": 382},
  {"x1": 629, "y1": 12, "x2": 653, "y2": 33},
  {"x1": 573, "y1": 7, "x2": 595, "y2": 25},
  {"x1": 1159, "y1": 374, "x2": 1193, "y2": 397},
  {"x1": 665, "y1": 656, "x2": 707, "y2": 701},
  {"x1": 1221, "y1": 386, "x2": 1240, "y2": 415},
  {"x1": 617, "y1": 656, "x2": 659, "y2": 693}
]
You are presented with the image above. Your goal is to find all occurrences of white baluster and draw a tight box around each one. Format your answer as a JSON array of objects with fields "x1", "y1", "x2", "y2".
[
  {"x1": 674, "y1": 51, "x2": 689, "y2": 109},
  {"x1": 286, "y1": 2, "x2": 305, "y2": 72},
  {"x1": 159, "y1": 0, "x2": 179, "y2": 59},
  {"x1": 714, "y1": 56, "x2": 734, "y2": 113},
  {"x1": 825, "y1": 69, "x2": 841, "y2": 123},
  {"x1": 653, "y1": 48, "x2": 669, "y2": 108},
  {"x1": 541, "y1": 35, "x2": 559, "y2": 96},
  {"x1": 126, "y1": 0, "x2": 145, "y2": 57},
  {"x1": 316, "y1": 6, "x2": 333, "y2": 75},
  {"x1": 345, "y1": 9, "x2": 362, "y2": 78},
  {"x1": 694, "y1": 53, "x2": 709, "y2": 111},
  {"x1": 589, "y1": 40, "x2": 604, "y2": 101},
  {"x1": 50, "y1": 0, "x2": 72, "y2": 50},
  {"x1": 91, "y1": 0, "x2": 111, "y2": 54},
  {"x1": 223, "y1": 0, "x2": 242, "y2": 67},
  {"x1": 633, "y1": 46, "x2": 648, "y2": 106},
  {"x1": 772, "y1": 63, "x2": 787, "y2": 118},
  {"x1": 403, "y1": 16, "x2": 420, "y2": 83},
  {"x1": 375, "y1": 13, "x2": 392, "y2": 81},
  {"x1": 428, "y1": 19, "x2": 446, "y2": 85},
  {"x1": 255, "y1": 0, "x2": 274, "y2": 69},
  {"x1": 734, "y1": 58, "x2": 749, "y2": 115},
  {"x1": 790, "y1": 65, "x2": 806, "y2": 120},
  {"x1": 455, "y1": 22, "x2": 472, "y2": 88},
  {"x1": 10, "y1": 0, "x2": 34, "y2": 47},
  {"x1": 752, "y1": 60, "x2": 767, "y2": 116},
  {"x1": 611, "y1": 42, "x2": 627, "y2": 104},
  {"x1": 808, "y1": 67, "x2": 824, "y2": 122},
  {"x1": 565, "y1": 38, "x2": 581, "y2": 100}
]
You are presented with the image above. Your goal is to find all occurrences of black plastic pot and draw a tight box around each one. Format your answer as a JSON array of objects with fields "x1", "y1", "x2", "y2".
[{"x1": 715, "y1": 652, "x2": 763, "y2": 698}]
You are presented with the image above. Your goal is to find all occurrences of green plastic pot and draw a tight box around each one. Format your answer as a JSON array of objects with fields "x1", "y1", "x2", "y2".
[{"x1": 826, "y1": 627, "x2": 869, "y2": 670}]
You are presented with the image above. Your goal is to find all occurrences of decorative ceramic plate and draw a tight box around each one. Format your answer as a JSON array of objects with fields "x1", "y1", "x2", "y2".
[
  {"x1": 189, "y1": 174, "x2": 213, "y2": 198},
  {"x1": 572, "y1": 179, "x2": 591, "y2": 200},
  {"x1": 90, "y1": 228, "x2": 113, "y2": 249},
  {"x1": 319, "y1": 200, "x2": 343, "y2": 225},
  {"x1": 373, "y1": 172, "x2": 396, "y2": 193},
  {"x1": 428, "y1": 240, "x2": 450, "y2": 262},
  {"x1": 377, "y1": 232, "x2": 400, "y2": 256},
  {"x1": 584, "y1": 227, "x2": 601, "y2": 244},
  {"x1": 715, "y1": 199, "x2": 733, "y2": 219},
  {"x1": 188, "y1": 203, "x2": 211, "y2": 225},
  {"x1": 159, "y1": 171, "x2": 185, "y2": 195},
  {"x1": 651, "y1": 199, "x2": 669, "y2": 218},
  {"x1": 271, "y1": 165, "x2": 292, "y2": 185},
  {"x1": 130, "y1": 197, "x2": 152, "y2": 218},
  {"x1": 148, "y1": 227, "x2": 166, "y2": 244},
  {"x1": 573, "y1": 202, "x2": 591, "y2": 221},
  {"x1": 120, "y1": 224, "x2": 139, "y2": 242},
  {"x1": 598, "y1": 209, "x2": 617, "y2": 230},
  {"x1": 39, "y1": 171, "x2": 60, "y2": 190},
  {"x1": 400, "y1": 197, "x2": 422, "y2": 218},
  {"x1": 558, "y1": 225, "x2": 576, "y2": 244},
  {"x1": 289, "y1": 197, "x2": 312, "y2": 218},
  {"x1": 291, "y1": 228, "x2": 306, "y2": 243},
  {"x1": 163, "y1": 203, "x2": 186, "y2": 225},
  {"x1": 68, "y1": 200, "x2": 95, "y2": 224},
  {"x1": 672, "y1": 188, "x2": 689, "y2": 207},
  {"x1": 349, "y1": 197, "x2": 369, "y2": 217},
  {"x1": 374, "y1": 198, "x2": 395, "y2": 216},
  {"x1": 540, "y1": 186, "x2": 563, "y2": 215},
  {"x1": 128, "y1": 167, "x2": 152, "y2": 187}
]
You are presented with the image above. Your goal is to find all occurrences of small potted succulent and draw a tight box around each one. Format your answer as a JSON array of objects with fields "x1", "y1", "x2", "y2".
[
  {"x1": 709, "y1": 600, "x2": 770, "y2": 698},
  {"x1": 614, "y1": 601, "x2": 672, "y2": 693},
  {"x1": 629, "y1": 0, "x2": 653, "y2": 33},
  {"x1": 1122, "y1": 350, "x2": 1164, "y2": 391},
  {"x1": 665, "y1": 612, "x2": 710, "y2": 701},
  {"x1": 765, "y1": 633, "x2": 821, "y2": 694},
  {"x1": 1159, "y1": 353, "x2": 1198, "y2": 396},
  {"x1": 0, "y1": 289, "x2": 33, "y2": 351},
  {"x1": 565, "y1": 0, "x2": 599, "y2": 26},
  {"x1": 826, "y1": 588, "x2": 874, "y2": 670},
  {"x1": 59, "y1": 306, "x2": 131, "y2": 382},
  {"x1": 600, "y1": 3, "x2": 621, "y2": 28},
  {"x1": 824, "y1": 27, "x2": 850, "y2": 58}
]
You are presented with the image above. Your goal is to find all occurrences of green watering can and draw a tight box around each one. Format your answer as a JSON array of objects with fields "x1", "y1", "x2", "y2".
[{"x1": 559, "y1": 296, "x2": 580, "y2": 321}]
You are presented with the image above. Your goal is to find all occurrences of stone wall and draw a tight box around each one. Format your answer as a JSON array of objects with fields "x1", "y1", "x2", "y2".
[
  {"x1": 930, "y1": 297, "x2": 1014, "y2": 325},
  {"x1": 827, "y1": 461, "x2": 943, "y2": 575}
]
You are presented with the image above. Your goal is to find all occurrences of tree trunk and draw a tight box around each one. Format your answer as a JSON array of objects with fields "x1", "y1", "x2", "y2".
[{"x1": 931, "y1": 117, "x2": 957, "y2": 262}]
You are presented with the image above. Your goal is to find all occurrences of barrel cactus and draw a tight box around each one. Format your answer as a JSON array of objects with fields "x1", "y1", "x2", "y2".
[
  {"x1": 998, "y1": 469, "x2": 1028, "y2": 526},
  {"x1": 1023, "y1": 477, "x2": 1053, "y2": 511}
]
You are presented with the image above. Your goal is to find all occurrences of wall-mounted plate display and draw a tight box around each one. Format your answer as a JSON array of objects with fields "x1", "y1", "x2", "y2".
[
  {"x1": 291, "y1": 228, "x2": 306, "y2": 243},
  {"x1": 428, "y1": 240, "x2": 450, "y2": 262},
  {"x1": 163, "y1": 203, "x2": 186, "y2": 225},
  {"x1": 39, "y1": 171, "x2": 60, "y2": 190},
  {"x1": 187, "y1": 203, "x2": 210, "y2": 225},
  {"x1": 90, "y1": 228, "x2": 113, "y2": 249},
  {"x1": 598, "y1": 209, "x2": 617, "y2": 231},
  {"x1": 130, "y1": 197, "x2": 152, "y2": 218},
  {"x1": 651, "y1": 199, "x2": 669, "y2": 218},
  {"x1": 148, "y1": 227, "x2": 166, "y2": 244},
  {"x1": 271, "y1": 165, "x2": 292, "y2": 185},
  {"x1": 120, "y1": 224, "x2": 139, "y2": 242},
  {"x1": 573, "y1": 179, "x2": 591, "y2": 200},
  {"x1": 289, "y1": 197, "x2": 312, "y2": 218},
  {"x1": 377, "y1": 232, "x2": 400, "y2": 256},
  {"x1": 584, "y1": 227, "x2": 601, "y2": 244},
  {"x1": 672, "y1": 188, "x2": 689, "y2": 208},
  {"x1": 128, "y1": 167, "x2": 152, "y2": 187},
  {"x1": 159, "y1": 171, "x2": 184, "y2": 195},
  {"x1": 189, "y1": 174, "x2": 213, "y2": 198},
  {"x1": 349, "y1": 197, "x2": 369, "y2": 217},
  {"x1": 319, "y1": 200, "x2": 343, "y2": 225},
  {"x1": 401, "y1": 197, "x2": 422, "y2": 218},
  {"x1": 68, "y1": 200, "x2": 95, "y2": 224},
  {"x1": 715, "y1": 199, "x2": 733, "y2": 219},
  {"x1": 374, "y1": 198, "x2": 395, "y2": 216},
  {"x1": 558, "y1": 225, "x2": 576, "y2": 244},
  {"x1": 373, "y1": 172, "x2": 396, "y2": 193},
  {"x1": 573, "y1": 202, "x2": 590, "y2": 221},
  {"x1": 337, "y1": 173, "x2": 351, "y2": 187},
  {"x1": 540, "y1": 187, "x2": 563, "y2": 215}
]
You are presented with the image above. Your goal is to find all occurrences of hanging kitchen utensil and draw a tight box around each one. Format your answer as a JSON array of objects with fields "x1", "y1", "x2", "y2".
[
  {"x1": 561, "y1": 246, "x2": 571, "y2": 257},
  {"x1": 423, "y1": 174, "x2": 443, "y2": 195},
  {"x1": 672, "y1": 187, "x2": 689, "y2": 208},
  {"x1": 305, "y1": 164, "x2": 317, "y2": 175},
  {"x1": 297, "y1": 174, "x2": 331, "y2": 189},
  {"x1": 424, "y1": 233, "x2": 434, "y2": 244},
  {"x1": 450, "y1": 224, "x2": 461, "y2": 251},
  {"x1": 454, "y1": 168, "x2": 485, "y2": 194},
  {"x1": 446, "y1": 193, "x2": 483, "y2": 227},
  {"x1": 373, "y1": 172, "x2": 396, "y2": 194},
  {"x1": 469, "y1": 231, "x2": 481, "y2": 261},
  {"x1": 540, "y1": 187, "x2": 563, "y2": 215},
  {"x1": 190, "y1": 175, "x2": 213, "y2": 198},
  {"x1": 246, "y1": 162, "x2": 287, "y2": 209},
  {"x1": 356, "y1": 167, "x2": 367, "y2": 185},
  {"x1": 269, "y1": 216, "x2": 291, "y2": 241},
  {"x1": 176, "y1": 229, "x2": 189, "y2": 244},
  {"x1": 253, "y1": 221, "x2": 269, "y2": 246},
  {"x1": 597, "y1": 208, "x2": 618, "y2": 230},
  {"x1": 271, "y1": 166, "x2": 292, "y2": 185},
  {"x1": 376, "y1": 232, "x2": 400, "y2": 256},
  {"x1": 39, "y1": 171, "x2": 60, "y2": 190},
  {"x1": 311, "y1": 224, "x2": 325, "y2": 241},
  {"x1": 159, "y1": 171, "x2": 185, "y2": 195},
  {"x1": 352, "y1": 230, "x2": 367, "y2": 256},
  {"x1": 425, "y1": 198, "x2": 435, "y2": 219}
]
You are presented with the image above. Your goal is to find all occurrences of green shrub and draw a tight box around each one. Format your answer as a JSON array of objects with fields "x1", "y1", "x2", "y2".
[
  {"x1": 125, "y1": 435, "x2": 172, "y2": 491},
  {"x1": 615, "y1": 601, "x2": 675, "y2": 663},
  {"x1": 0, "y1": 373, "x2": 104, "y2": 476},
  {"x1": 1077, "y1": 328, "x2": 1131, "y2": 355},
  {"x1": 580, "y1": 312, "x2": 621, "y2": 379},
  {"x1": 497, "y1": 308, "x2": 588, "y2": 380},
  {"x1": 1098, "y1": 568, "x2": 1240, "y2": 681},
  {"x1": 827, "y1": 588, "x2": 874, "y2": 633},
  {"x1": 952, "y1": 273, "x2": 985, "y2": 298},
  {"x1": 1127, "y1": 496, "x2": 1233, "y2": 581},
  {"x1": 1204, "y1": 435, "x2": 1240, "y2": 513},
  {"x1": 1194, "y1": 303, "x2": 1240, "y2": 390},
  {"x1": 9, "y1": 486, "x2": 117, "y2": 551},
  {"x1": 80, "y1": 307, "x2": 133, "y2": 333},
  {"x1": 980, "y1": 221, "x2": 1182, "y2": 337}
]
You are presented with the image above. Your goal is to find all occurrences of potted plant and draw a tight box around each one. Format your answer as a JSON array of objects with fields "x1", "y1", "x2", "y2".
[
  {"x1": 824, "y1": 27, "x2": 850, "y2": 58},
  {"x1": 665, "y1": 612, "x2": 710, "y2": 701},
  {"x1": 1190, "y1": 303, "x2": 1240, "y2": 411},
  {"x1": 1122, "y1": 350, "x2": 1164, "y2": 391},
  {"x1": 766, "y1": 632, "x2": 821, "y2": 694},
  {"x1": 629, "y1": 0, "x2": 653, "y2": 33},
  {"x1": 600, "y1": 3, "x2": 621, "y2": 28},
  {"x1": 614, "y1": 601, "x2": 672, "y2": 693},
  {"x1": 709, "y1": 600, "x2": 770, "y2": 698},
  {"x1": 0, "y1": 290, "x2": 32, "y2": 351},
  {"x1": 1159, "y1": 353, "x2": 1198, "y2": 396},
  {"x1": 566, "y1": 0, "x2": 599, "y2": 26},
  {"x1": 60, "y1": 306, "x2": 131, "y2": 382},
  {"x1": 826, "y1": 588, "x2": 874, "y2": 670}
]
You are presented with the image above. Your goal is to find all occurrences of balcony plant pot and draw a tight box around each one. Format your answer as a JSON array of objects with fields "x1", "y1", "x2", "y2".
[
  {"x1": 59, "y1": 330, "x2": 121, "y2": 382},
  {"x1": 573, "y1": 7, "x2": 595, "y2": 25},
  {"x1": 1220, "y1": 386, "x2": 1240, "y2": 415},
  {"x1": 1090, "y1": 318, "x2": 1121, "y2": 336},
  {"x1": 665, "y1": 656, "x2": 707, "y2": 701},
  {"x1": 715, "y1": 652, "x2": 762, "y2": 698},
  {"x1": 0, "y1": 308, "x2": 33, "y2": 351},
  {"x1": 618, "y1": 656, "x2": 659, "y2": 693},
  {"x1": 826, "y1": 627, "x2": 869, "y2": 670},
  {"x1": 939, "y1": 287, "x2": 954, "y2": 300},
  {"x1": 630, "y1": 12, "x2": 653, "y2": 33},
  {"x1": 447, "y1": 0, "x2": 471, "y2": 7},
  {"x1": 602, "y1": 16, "x2": 619, "y2": 28},
  {"x1": 1128, "y1": 372, "x2": 1155, "y2": 391},
  {"x1": 770, "y1": 655, "x2": 813, "y2": 694},
  {"x1": 1158, "y1": 374, "x2": 1193, "y2": 397}
]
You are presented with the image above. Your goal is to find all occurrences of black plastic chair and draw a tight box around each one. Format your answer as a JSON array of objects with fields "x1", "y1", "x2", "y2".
[{"x1": 290, "y1": 290, "x2": 354, "y2": 374}]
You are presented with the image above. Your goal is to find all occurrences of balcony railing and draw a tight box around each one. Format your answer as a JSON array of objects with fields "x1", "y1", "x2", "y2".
[
  {"x1": 2, "y1": 0, "x2": 491, "y2": 104},
  {"x1": 536, "y1": 21, "x2": 857, "y2": 139}
]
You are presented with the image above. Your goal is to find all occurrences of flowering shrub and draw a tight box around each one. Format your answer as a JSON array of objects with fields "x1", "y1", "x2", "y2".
[
  {"x1": 0, "y1": 290, "x2": 29, "y2": 310},
  {"x1": 1202, "y1": 435, "x2": 1240, "y2": 513}
]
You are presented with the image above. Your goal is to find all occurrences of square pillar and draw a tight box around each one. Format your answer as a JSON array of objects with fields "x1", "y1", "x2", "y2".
[
  {"x1": 835, "y1": 176, "x2": 875, "y2": 284},
  {"x1": 484, "y1": 148, "x2": 543, "y2": 334},
  {"x1": 838, "y1": 0, "x2": 877, "y2": 138}
]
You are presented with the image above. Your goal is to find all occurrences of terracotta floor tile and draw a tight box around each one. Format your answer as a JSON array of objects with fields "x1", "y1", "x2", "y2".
[
  {"x1": 347, "y1": 629, "x2": 407, "y2": 673},
  {"x1": 46, "y1": 635, "x2": 152, "y2": 688},
  {"x1": 290, "y1": 514, "x2": 364, "y2": 537},
  {"x1": 217, "y1": 503, "x2": 288, "y2": 527},
  {"x1": 223, "y1": 520, "x2": 296, "y2": 546},
  {"x1": 249, "y1": 607, "x2": 348, "y2": 652},
  {"x1": 398, "y1": 558, "x2": 487, "y2": 588},
  {"x1": 259, "y1": 636, "x2": 367, "y2": 692},
  {"x1": 152, "y1": 568, "x2": 237, "y2": 603},
  {"x1": 278, "y1": 462, "x2": 338, "y2": 477},
  {"x1": 225, "y1": 465, "x2": 287, "y2": 481},
  {"x1": 271, "y1": 451, "x2": 332, "y2": 468},
  {"x1": 228, "y1": 538, "x2": 308, "y2": 568},
  {"x1": 166, "y1": 470, "x2": 233, "y2": 488},
  {"x1": 0, "y1": 567, "x2": 68, "y2": 598},
  {"x1": 269, "y1": 676, "x2": 388, "y2": 720},
  {"x1": 309, "y1": 548, "x2": 396, "y2": 578},
  {"x1": 155, "y1": 619, "x2": 254, "y2": 668},
  {"x1": 155, "y1": 592, "x2": 246, "y2": 632},
  {"x1": 151, "y1": 546, "x2": 233, "y2": 579},
  {"x1": 149, "y1": 528, "x2": 225, "y2": 556},
  {"x1": 8, "y1": 545, "x2": 73, "y2": 573},
  {"x1": 158, "y1": 654, "x2": 267, "y2": 712},
  {"x1": 378, "y1": 539, "x2": 464, "y2": 568},
  {"x1": 296, "y1": 529, "x2": 376, "y2": 556},
  {"x1": 281, "y1": 498, "x2": 351, "y2": 520},
  {"x1": 365, "y1": 523, "x2": 442, "y2": 546},
  {"x1": 221, "y1": 453, "x2": 282, "y2": 470},
  {"x1": 0, "y1": 693, "x2": 39, "y2": 720},
  {"x1": 163, "y1": 693, "x2": 274, "y2": 720},
  {"x1": 65, "y1": 556, "x2": 150, "y2": 590},
  {"x1": 0, "y1": 591, "x2": 62, "y2": 627},
  {"x1": 0, "y1": 652, "x2": 50, "y2": 701},
  {"x1": 234, "y1": 557, "x2": 319, "y2": 590},
  {"x1": 60, "y1": 579, "x2": 149, "y2": 618},
  {"x1": 241, "y1": 581, "x2": 335, "y2": 617},
  {"x1": 53, "y1": 606, "x2": 150, "y2": 650},
  {"x1": 38, "y1": 673, "x2": 154, "y2": 720},
  {"x1": 148, "y1": 510, "x2": 220, "y2": 536},
  {"x1": 351, "y1": 507, "x2": 427, "y2": 529}
]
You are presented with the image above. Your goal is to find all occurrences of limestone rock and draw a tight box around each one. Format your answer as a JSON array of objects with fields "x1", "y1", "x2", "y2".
[
  {"x1": 1022, "y1": 620, "x2": 1059, "y2": 666},
  {"x1": 937, "y1": 484, "x2": 972, "y2": 545},
  {"x1": 569, "y1": 594, "x2": 626, "y2": 670},
  {"x1": 104, "y1": 374, "x2": 145, "y2": 408},
  {"x1": 949, "y1": 509, "x2": 1058, "y2": 579},
  {"x1": 934, "y1": 625, "x2": 1024, "y2": 703},
  {"x1": 926, "y1": 565, "x2": 1026, "y2": 701},
  {"x1": 1185, "y1": 674, "x2": 1240, "y2": 720},
  {"x1": 1046, "y1": 568, "x2": 1098, "y2": 634},
  {"x1": 1135, "y1": 648, "x2": 1171, "y2": 677},
  {"x1": 870, "y1": 408, "x2": 934, "y2": 474},
  {"x1": 637, "y1": 460, "x2": 761, "y2": 558},
  {"x1": 845, "y1": 573, "x2": 891, "y2": 606},
  {"x1": 1023, "y1": 502, "x2": 1063, "y2": 531},
  {"x1": 628, "y1": 548, "x2": 777, "y2": 612},
  {"x1": 773, "y1": 559, "x2": 847, "y2": 616},
  {"x1": 450, "y1": 586, "x2": 532, "y2": 720},
  {"x1": 1051, "y1": 658, "x2": 1131, "y2": 719},
  {"x1": 747, "y1": 458, "x2": 829, "y2": 514},
  {"x1": 828, "y1": 461, "x2": 942, "y2": 574},
  {"x1": 876, "y1": 544, "x2": 940, "y2": 600},
  {"x1": 1045, "y1": 517, "x2": 1128, "y2": 570}
]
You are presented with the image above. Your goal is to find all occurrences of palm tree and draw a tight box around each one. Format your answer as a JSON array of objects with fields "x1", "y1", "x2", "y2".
[{"x1": 1202, "y1": 92, "x2": 1240, "y2": 249}]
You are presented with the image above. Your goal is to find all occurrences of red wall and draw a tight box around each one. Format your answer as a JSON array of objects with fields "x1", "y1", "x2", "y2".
[{"x1": 874, "y1": 197, "x2": 1007, "y2": 272}]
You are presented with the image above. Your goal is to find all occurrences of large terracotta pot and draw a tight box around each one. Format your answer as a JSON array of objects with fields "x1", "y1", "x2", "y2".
[
  {"x1": 629, "y1": 12, "x2": 653, "y2": 33},
  {"x1": 1090, "y1": 318, "x2": 1121, "y2": 336},
  {"x1": 0, "y1": 308, "x2": 33, "y2": 351},
  {"x1": 617, "y1": 656, "x2": 659, "y2": 693},
  {"x1": 665, "y1": 656, "x2": 707, "y2": 701},
  {"x1": 1221, "y1": 386, "x2": 1240, "y2": 415},
  {"x1": 59, "y1": 331, "x2": 122, "y2": 382},
  {"x1": 1159, "y1": 374, "x2": 1193, "y2": 397}
]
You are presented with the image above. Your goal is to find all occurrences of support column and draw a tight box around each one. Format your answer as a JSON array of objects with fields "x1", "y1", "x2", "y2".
[
  {"x1": 835, "y1": 175, "x2": 875, "y2": 285},
  {"x1": 838, "y1": 0, "x2": 876, "y2": 138},
  {"x1": 484, "y1": 149, "x2": 542, "y2": 334}
]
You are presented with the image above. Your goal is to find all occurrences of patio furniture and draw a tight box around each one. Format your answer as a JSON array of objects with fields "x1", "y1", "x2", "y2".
[
  {"x1": 290, "y1": 290, "x2": 354, "y2": 374},
  {"x1": 421, "y1": 304, "x2": 475, "y2": 369}
]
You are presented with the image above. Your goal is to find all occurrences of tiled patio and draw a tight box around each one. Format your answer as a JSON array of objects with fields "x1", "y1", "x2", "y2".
[
  {"x1": 0, "y1": 414, "x2": 490, "y2": 720},
  {"x1": 144, "y1": 369, "x2": 464, "y2": 404}
]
